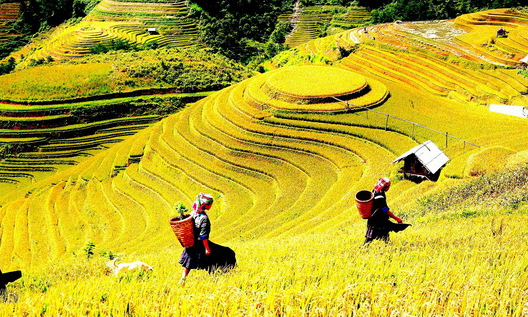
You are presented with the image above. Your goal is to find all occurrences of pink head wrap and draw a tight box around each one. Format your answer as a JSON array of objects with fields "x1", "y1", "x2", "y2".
[
  {"x1": 374, "y1": 177, "x2": 391, "y2": 192},
  {"x1": 192, "y1": 193, "x2": 214, "y2": 213}
]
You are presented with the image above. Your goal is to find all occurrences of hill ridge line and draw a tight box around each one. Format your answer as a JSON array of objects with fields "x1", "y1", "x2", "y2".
[{"x1": 0, "y1": 88, "x2": 211, "y2": 106}]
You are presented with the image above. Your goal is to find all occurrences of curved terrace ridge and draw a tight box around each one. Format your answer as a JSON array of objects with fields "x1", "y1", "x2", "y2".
[
  {"x1": 266, "y1": 65, "x2": 367, "y2": 99},
  {"x1": 257, "y1": 65, "x2": 387, "y2": 112}
]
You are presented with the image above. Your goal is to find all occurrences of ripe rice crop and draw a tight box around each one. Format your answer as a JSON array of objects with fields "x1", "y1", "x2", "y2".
[
  {"x1": 0, "y1": 7, "x2": 528, "y2": 316},
  {"x1": 1, "y1": 212, "x2": 527, "y2": 316},
  {"x1": 265, "y1": 65, "x2": 367, "y2": 99},
  {"x1": 8, "y1": 0, "x2": 201, "y2": 64}
]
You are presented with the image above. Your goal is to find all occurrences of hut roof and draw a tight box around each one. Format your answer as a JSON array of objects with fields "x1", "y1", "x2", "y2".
[
  {"x1": 489, "y1": 104, "x2": 528, "y2": 118},
  {"x1": 392, "y1": 140, "x2": 449, "y2": 174}
]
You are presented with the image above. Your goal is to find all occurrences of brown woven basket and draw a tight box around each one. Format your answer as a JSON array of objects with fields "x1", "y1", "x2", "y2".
[{"x1": 169, "y1": 215, "x2": 195, "y2": 248}]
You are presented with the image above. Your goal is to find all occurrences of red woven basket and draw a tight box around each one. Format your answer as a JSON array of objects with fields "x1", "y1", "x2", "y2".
[
  {"x1": 355, "y1": 190, "x2": 374, "y2": 219},
  {"x1": 169, "y1": 215, "x2": 195, "y2": 248}
]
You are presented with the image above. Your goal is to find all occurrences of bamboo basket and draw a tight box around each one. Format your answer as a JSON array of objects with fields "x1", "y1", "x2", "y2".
[
  {"x1": 355, "y1": 190, "x2": 374, "y2": 219},
  {"x1": 169, "y1": 215, "x2": 195, "y2": 248}
]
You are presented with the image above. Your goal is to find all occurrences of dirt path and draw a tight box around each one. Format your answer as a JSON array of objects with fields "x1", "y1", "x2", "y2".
[{"x1": 285, "y1": 0, "x2": 302, "y2": 40}]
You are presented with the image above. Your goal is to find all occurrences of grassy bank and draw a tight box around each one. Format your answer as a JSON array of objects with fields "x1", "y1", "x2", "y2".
[{"x1": 1, "y1": 210, "x2": 527, "y2": 316}]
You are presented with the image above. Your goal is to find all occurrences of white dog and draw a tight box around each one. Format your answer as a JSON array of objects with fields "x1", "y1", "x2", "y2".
[{"x1": 111, "y1": 257, "x2": 153, "y2": 276}]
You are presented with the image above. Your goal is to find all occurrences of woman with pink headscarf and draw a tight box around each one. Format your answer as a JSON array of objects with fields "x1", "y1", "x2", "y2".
[
  {"x1": 364, "y1": 177, "x2": 406, "y2": 245},
  {"x1": 179, "y1": 193, "x2": 236, "y2": 283}
]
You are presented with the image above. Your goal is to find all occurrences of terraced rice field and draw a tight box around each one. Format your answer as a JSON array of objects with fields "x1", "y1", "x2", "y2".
[
  {"x1": 0, "y1": 113, "x2": 159, "y2": 188},
  {"x1": 454, "y1": 8, "x2": 528, "y2": 65},
  {"x1": 0, "y1": 6, "x2": 526, "y2": 266},
  {"x1": 13, "y1": 0, "x2": 201, "y2": 65},
  {"x1": 1, "y1": 55, "x2": 526, "y2": 269},
  {"x1": 0, "y1": 45, "x2": 244, "y2": 187},
  {"x1": 0, "y1": 65, "x2": 391, "y2": 266},
  {"x1": 328, "y1": 6, "x2": 371, "y2": 34},
  {"x1": 0, "y1": 2, "x2": 20, "y2": 45},
  {"x1": 0, "y1": 91, "x2": 195, "y2": 187},
  {"x1": 0, "y1": 8, "x2": 528, "y2": 315},
  {"x1": 270, "y1": 9, "x2": 528, "y2": 108},
  {"x1": 279, "y1": 5, "x2": 370, "y2": 48}
]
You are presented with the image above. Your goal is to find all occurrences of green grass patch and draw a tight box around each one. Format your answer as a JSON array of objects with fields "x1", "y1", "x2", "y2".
[
  {"x1": 1, "y1": 47, "x2": 251, "y2": 102},
  {"x1": 416, "y1": 163, "x2": 528, "y2": 217},
  {"x1": 0, "y1": 63, "x2": 115, "y2": 101}
]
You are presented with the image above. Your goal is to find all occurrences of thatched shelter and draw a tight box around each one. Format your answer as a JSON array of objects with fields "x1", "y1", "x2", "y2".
[
  {"x1": 520, "y1": 54, "x2": 528, "y2": 69},
  {"x1": 489, "y1": 104, "x2": 528, "y2": 118},
  {"x1": 496, "y1": 27, "x2": 508, "y2": 38},
  {"x1": 146, "y1": 28, "x2": 158, "y2": 35},
  {"x1": 392, "y1": 140, "x2": 449, "y2": 182},
  {"x1": 0, "y1": 268, "x2": 21, "y2": 294}
]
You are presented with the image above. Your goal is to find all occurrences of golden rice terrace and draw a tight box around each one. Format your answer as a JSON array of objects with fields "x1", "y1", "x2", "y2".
[
  {"x1": 250, "y1": 65, "x2": 387, "y2": 111},
  {"x1": 9, "y1": 0, "x2": 201, "y2": 67},
  {"x1": 0, "y1": 2, "x2": 526, "y2": 275},
  {"x1": 0, "y1": 6, "x2": 528, "y2": 316}
]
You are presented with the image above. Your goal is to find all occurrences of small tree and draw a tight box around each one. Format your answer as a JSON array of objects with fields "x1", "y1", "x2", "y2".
[
  {"x1": 83, "y1": 242, "x2": 96, "y2": 259},
  {"x1": 100, "y1": 250, "x2": 116, "y2": 260},
  {"x1": 173, "y1": 202, "x2": 189, "y2": 220}
]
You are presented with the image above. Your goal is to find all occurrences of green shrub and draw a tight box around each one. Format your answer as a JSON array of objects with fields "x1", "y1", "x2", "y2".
[
  {"x1": 90, "y1": 39, "x2": 139, "y2": 54},
  {"x1": 189, "y1": 0, "x2": 295, "y2": 62},
  {"x1": 417, "y1": 163, "x2": 528, "y2": 214},
  {"x1": 0, "y1": 58, "x2": 15, "y2": 75},
  {"x1": 99, "y1": 250, "x2": 116, "y2": 260},
  {"x1": 0, "y1": 34, "x2": 30, "y2": 60},
  {"x1": 83, "y1": 241, "x2": 96, "y2": 259},
  {"x1": 110, "y1": 47, "x2": 253, "y2": 92}
]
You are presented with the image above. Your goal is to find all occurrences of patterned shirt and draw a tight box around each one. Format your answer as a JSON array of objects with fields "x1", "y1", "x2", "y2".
[{"x1": 192, "y1": 211, "x2": 211, "y2": 240}]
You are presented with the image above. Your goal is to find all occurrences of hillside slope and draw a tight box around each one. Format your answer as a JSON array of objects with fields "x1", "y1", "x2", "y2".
[
  {"x1": 0, "y1": 48, "x2": 252, "y2": 188},
  {"x1": 278, "y1": 4, "x2": 371, "y2": 48},
  {"x1": 269, "y1": 9, "x2": 528, "y2": 106},
  {"x1": 1, "y1": 53, "x2": 527, "y2": 269},
  {"x1": 7, "y1": 0, "x2": 201, "y2": 68},
  {"x1": 1, "y1": 169, "x2": 527, "y2": 315},
  {"x1": 0, "y1": 2, "x2": 20, "y2": 47},
  {"x1": 0, "y1": 8, "x2": 528, "y2": 316}
]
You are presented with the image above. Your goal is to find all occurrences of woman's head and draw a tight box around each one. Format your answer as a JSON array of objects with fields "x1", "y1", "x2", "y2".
[
  {"x1": 374, "y1": 177, "x2": 391, "y2": 192},
  {"x1": 193, "y1": 193, "x2": 214, "y2": 212}
]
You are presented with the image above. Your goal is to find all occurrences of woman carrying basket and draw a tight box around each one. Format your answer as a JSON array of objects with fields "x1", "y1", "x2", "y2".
[
  {"x1": 179, "y1": 193, "x2": 236, "y2": 284},
  {"x1": 364, "y1": 177, "x2": 409, "y2": 245}
]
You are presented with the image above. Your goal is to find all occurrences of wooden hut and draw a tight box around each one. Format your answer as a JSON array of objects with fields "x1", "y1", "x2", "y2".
[
  {"x1": 489, "y1": 104, "x2": 528, "y2": 118},
  {"x1": 392, "y1": 140, "x2": 449, "y2": 182},
  {"x1": 520, "y1": 54, "x2": 528, "y2": 69},
  {"x1": 0, "y1": 268, "x2": 21, "y2": 295},
  {"x1": 496, "y1": 27, "x2": 508, "y2": 38},
  {"x1": 146, "y1": 28, "x2": 158, "y2": 35}
]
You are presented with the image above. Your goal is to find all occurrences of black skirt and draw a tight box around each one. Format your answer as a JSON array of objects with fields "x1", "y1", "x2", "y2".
[
  {"x1": 365, "y1": 222, "x2": 411, "y2": 240},
  {"x1": 179, "y1": 240, "x2": 236, "y2": 273},
  {"x1": 365, "y1": 224, "x2": 390, "y2": 241}
]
